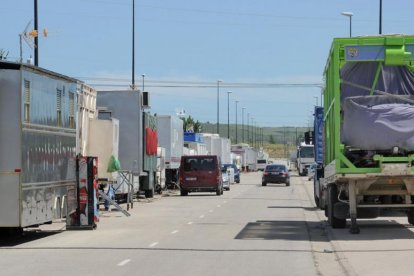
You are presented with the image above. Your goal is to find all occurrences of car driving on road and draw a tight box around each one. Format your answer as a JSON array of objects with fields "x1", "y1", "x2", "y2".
[
  {"x1": 262, "y1": 164, "x2": 290, "y2": 186},
  {"x1": 179, "y1": 155, "x2": 223, "y2": 196}
]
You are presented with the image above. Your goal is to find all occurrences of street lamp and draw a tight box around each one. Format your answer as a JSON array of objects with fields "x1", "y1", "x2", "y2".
[
  {"x1": 216, "y1": 80, "x2": 222, "y2": 135},
  {"x1": 247, "y1": 112, "x2": 250, "y2": 145},
  {"x1": 227, "y1": 91, "x2": 232, "y2": 139},
  {"x1": 242, "y1": 107, "x2": 246, "y2": 143},
  {"x1": 379, "y1": 0, "x2": 382, "y2": 34},
  {"x1": 141, "y1": 74, "x2": 145, "y2": 91},
  {"x1": 235, "y1": 100, "x2": 239, "y2": 143},
  {"x1": 341, "y1": 12, "x2": 353, "y2": 37}
]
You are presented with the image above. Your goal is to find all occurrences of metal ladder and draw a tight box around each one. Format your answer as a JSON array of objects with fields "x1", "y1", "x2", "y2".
[{"x1": 98, "y1": 190, "x2": 131, "y2": 217}]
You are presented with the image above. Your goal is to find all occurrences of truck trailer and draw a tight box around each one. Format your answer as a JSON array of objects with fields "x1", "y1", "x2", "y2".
[
  {"x1": 316, "y1": 35, "x2": 414, "y2": 234},
  {"x1": 97, "y1": 90, "x2": 157, "y2": 198},
  {"x1": 0, "y1": 61, "x2": 79, "y2": 231},
  {"x1": 157, "y1": 115, "x2": 183, "y2": 189}
]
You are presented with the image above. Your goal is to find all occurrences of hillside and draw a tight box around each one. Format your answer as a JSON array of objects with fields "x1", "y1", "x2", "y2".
[{"x1": 200, "y1": 123, "x2": 307, "y2": 158}]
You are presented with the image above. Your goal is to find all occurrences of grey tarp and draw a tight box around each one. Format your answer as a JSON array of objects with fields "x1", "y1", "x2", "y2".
[
  {"x1": 340, "y1": 63, "x2": 414, "y2": 151},
  {"x1": 342, "y1": 95, "x2": 414, "y2": 150}
]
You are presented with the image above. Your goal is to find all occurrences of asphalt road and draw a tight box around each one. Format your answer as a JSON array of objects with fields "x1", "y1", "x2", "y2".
[{"x1": 2, "y1": 171, "x2": 414, "y2": 275}]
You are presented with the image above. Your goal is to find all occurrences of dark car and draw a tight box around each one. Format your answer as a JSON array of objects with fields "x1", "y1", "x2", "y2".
[
  {"x1": 222, "y1": 163, "x2": 240, "y2": 183},
  {"x1": 179, "y1": 155, "x2": 223, "y2": 196},
  {"x1": 262, "y1": 164, "x2": 290, "y2": 186}
]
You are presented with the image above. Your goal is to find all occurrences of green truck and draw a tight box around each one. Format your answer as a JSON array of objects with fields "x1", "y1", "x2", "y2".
[{"x1": 316, "y1": 35, "x2": 414, "y2": 234}]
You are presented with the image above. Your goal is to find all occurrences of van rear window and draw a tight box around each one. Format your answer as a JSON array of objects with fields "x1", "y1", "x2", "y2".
[{"x1": 183, "y1": 158, "x2": 216, "y2": 171}]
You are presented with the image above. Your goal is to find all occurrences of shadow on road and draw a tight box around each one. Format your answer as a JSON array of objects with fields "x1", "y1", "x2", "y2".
[
  {"x1": 235, "y1": 220, "x2": 324, "y2": 241},
  {"x1": 268, "y1": 205, "x2": 319, "y2": 211},
  {"x1": 0, "y1": 229, "x2": 63, "y2": 247},
  {"x1": 331, "y1": 219, "x2": 414, "y2": 241}
]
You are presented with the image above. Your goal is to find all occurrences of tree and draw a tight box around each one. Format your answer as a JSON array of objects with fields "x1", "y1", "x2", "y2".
[
  {"x1": 269, "y1": 135, "x2": 275, "y2": 144},
  {"x1": 182, "y1": 116, "x2": 202, "y2": 133}
]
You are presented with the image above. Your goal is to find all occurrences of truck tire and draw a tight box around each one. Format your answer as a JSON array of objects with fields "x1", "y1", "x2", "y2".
[
  {"x1": 314, "y1": 179, "x2": 320, "y2": 208},
  {"x1": 327, "y1": 184, "x2": 346, "y2": 229},
  {"x1": 180, "y1": 190, "x2": 188, "y2": 196},
  {"x1": 145, "y1": 188, "x2": 154, "y2": 198},
  {"x1": 408, "y1": 209, "x2": 414, "y2": 225}
]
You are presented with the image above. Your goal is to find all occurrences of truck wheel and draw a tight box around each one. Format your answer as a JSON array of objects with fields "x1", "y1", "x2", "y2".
[
  {"x1": 180, "y1": 190, "x2": 188, "y2": 196},
  {"x1": 408, "y1": 209, "x2": 414, "y2": 225},
  {"x1": 145, "y1": 188, "x2": 154, "y2": 198},
  {"x1": 216, "y1": 188, "x2": 221, "y2": 196},
  {"x1": 262, "y1": 182, "x2": 267, "y2": 186},
  {"x1": 327, "y1": 184, "x2": 346, "y2": 228},
  {"x1": 314, "y1": 180, "x2": 320, "y2": 208}
]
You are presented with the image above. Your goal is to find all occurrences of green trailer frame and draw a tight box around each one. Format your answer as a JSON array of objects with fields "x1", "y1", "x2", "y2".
[
  {"x1": 324, "y1": 35, "x2": 414, "y2": 175},
  {"x1": 321, "y1": 35, "x2": 414, "y2": 234}
]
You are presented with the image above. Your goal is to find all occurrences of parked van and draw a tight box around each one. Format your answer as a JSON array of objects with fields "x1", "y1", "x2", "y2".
[{"x1": 179, "y1": 155, "x2": 223, "y2": 196}]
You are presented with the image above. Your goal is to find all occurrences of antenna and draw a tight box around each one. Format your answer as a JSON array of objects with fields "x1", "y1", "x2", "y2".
[{"x1": 19, "y1": 20, "x2": 48, "y2": 64}]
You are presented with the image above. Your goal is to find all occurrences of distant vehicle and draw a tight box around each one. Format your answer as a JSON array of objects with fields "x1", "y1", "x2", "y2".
[
  {"x1": 221, "y1": 166, "x2": 230, "y2": 191},
  {"x1": 262, "y1": 164, "x2": 290, "y2": 186},
  {"x1": 179, "y1": 155, "x2": 223, "y2": 196},
  {"x1": 256, "y1": 159, "x2": 267, "y2": 171},
  {"x1": 223, "y1": 163, "x2": 240, "y2": 183},
  {"x1": 296, "y1": 143, "x2": 315, "y2": 176}
]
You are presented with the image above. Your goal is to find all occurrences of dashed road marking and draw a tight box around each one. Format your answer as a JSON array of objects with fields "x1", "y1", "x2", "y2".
[
  {"x1": 209, "y1": 209, "x2": 213, "y2": 212},
  {"x1": 171, "y1": 230, "x2": 178, "y2": 234},
  {"x1": 199, "y1": 215, "x2": 205, "y2": 218},
  {"x1": 117, "y1": 259, "x2": 131, "y2": 266},
  {"x1": 149, "y1": 242, "x2": 158, "y2": 247},
  {"x1": 217, "y1": 205, "x2": 221, "y2": 207},
  {"x1": 187, "y1": 221, "x2": 193, "y2": 225}
]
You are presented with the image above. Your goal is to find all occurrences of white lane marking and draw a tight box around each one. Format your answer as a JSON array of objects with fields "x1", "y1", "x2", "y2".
[
  {"x1": 199, "y1": 215, "x2": 205, "y2": 218},
  {"x1": 149, "y1": 242, "x2": 158, "y2": 247},
  {"x1": 209, "y1": 209, "x2": 213, "y2": 212},
  {"x1": 117, "y1": 259, "x2": 131, "y2": 266},
  {"x1": 187, "y1": 221, "x2": 193, "y2": 225},
  {"x1": 171, "y1": 230, "x2": 179, "y2": 234},
  {"x1": 217, "y1": 205, "x2": 221, "y2": 207}
]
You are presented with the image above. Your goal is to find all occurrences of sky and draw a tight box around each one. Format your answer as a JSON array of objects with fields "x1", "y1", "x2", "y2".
[{"x1": 1, "y1": 0, "x2": 413, "y2": 127}]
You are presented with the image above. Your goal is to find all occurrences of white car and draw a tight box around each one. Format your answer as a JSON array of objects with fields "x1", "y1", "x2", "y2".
[{"x1": 221, "y1": 167, "x2": 230, "y2": 191}]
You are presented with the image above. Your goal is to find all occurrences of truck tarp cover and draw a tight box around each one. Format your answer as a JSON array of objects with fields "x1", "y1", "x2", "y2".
[{"x1": 341, "y1": 63, "x2": 414, "y2": 150}]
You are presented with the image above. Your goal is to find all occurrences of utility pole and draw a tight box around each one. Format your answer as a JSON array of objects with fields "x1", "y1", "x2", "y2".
[
  {"x1": 132, "y1": 0, "x2": 135, "y2": 89},
  {"x1": 34, "y1": 0, "x2": 39, "y2": 66},
  {"x1": 235, "y1": 100, "x2": 239, "y2": 143}
]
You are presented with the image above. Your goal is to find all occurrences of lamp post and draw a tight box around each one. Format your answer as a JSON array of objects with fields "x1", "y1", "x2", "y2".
[
  {"x1": 141, "y1": 74, "x2": 145, "y2": 91},
  {"x1": 379, "y1": 0, "x2": 382, "y2": 34},
  {"x1": 251, "y1": 117, "x2": 254, "y2": 145},
  {"x1": 341, "y1": 12, "x2": 353, "y2": 37},
  {"x1": 235, "y1": 100, "x2": 239, "y2": 143},
  {"x1": 247, "y1": 112, "x2": 250, "y2": 145},
  {"x1": 216, "y1": 80, "x2": 222, "y2": 135},
  {"x1": 227, "y1": 91, "x2": 232, "y2": 139},
  {"x1": 242, "y1": 107, "x2": 246, "y2": 143},
  {"x1": 131, "y1": 0, "x2": 135, "y2": 89},
  {"x1": 314, "y1": 96, "x2": 318, "y2": 106}
]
